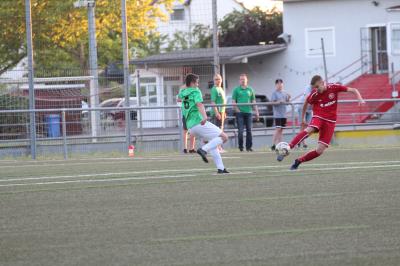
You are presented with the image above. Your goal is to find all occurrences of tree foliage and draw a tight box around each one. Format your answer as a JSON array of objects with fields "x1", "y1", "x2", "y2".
[
  {"x1": 0, "y1": 0, "x2": 175, "y2": 75},
  {"x1": 218, "y1": 7, "x2": 283, "y2": 47}
]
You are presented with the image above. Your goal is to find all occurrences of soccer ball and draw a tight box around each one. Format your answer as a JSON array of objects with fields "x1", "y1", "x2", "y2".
[{"x1": 276, "y1": 142, "x2": 291, "y2": 156}]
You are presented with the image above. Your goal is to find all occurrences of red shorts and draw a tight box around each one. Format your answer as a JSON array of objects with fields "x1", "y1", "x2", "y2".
[{"x1": 309, "y1": 117, "x2": 336, "y2": 147}]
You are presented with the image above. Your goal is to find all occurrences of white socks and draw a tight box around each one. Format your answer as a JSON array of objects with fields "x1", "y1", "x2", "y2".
[
  {"x1": 209, "y1": 148, "x2": 225, "y2": 170},
  {"x1": 201, "y1": 137, "x2": 223, "y2": 152}
]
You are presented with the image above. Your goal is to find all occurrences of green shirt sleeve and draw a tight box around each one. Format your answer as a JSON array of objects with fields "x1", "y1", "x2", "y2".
[
  {"x1": 232, "y1": 87, "x2": 238, "y2": 102},
  {"x1": 250, "y1": 88, "x2": 256, "y2": 101}
]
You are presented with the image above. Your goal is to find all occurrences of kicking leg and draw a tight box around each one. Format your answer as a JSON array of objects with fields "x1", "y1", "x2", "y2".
[
  {"x1": 291, "y1": 143, "x2": 327, "y2": 170},
  {"x1": 289, "y1": 126, "x2": 316, "y2": 149},
  {"x1": 277, "y1": 126, "x2": 316, "y2": 162}
]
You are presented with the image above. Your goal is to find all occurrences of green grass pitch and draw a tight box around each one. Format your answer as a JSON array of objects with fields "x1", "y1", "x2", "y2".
[{"x1": 1, "y1": 147, "x2": 400, "y2": 265}]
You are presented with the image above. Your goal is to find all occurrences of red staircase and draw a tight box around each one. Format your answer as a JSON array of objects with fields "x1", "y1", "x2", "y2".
[{"x1": 336, "y1": 74, "x2": 400, "y2": 124}]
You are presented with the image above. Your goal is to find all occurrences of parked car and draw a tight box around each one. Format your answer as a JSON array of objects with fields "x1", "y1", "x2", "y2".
[
  {"x1": 100, "y1": 96, "x2": 157, "y2": 121},
  {"x1": 113, "y1": 98, "x2": 138, "y2": 121},
  {"x1": 224, "y1": 94, "x2": 273, "y2": 127},
  {"x1": 99, "y1": 98, "x2": 123, "y2": 120}
]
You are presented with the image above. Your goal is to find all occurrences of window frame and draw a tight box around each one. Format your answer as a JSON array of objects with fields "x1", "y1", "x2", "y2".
[{"x1": 305, "y1": 26, "x2": 336, "y2": 58}]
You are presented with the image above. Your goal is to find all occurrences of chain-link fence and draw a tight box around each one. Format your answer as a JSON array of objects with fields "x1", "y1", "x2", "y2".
[{"x1": 0, "y1": 100, "x2": 399, "y2": 159}]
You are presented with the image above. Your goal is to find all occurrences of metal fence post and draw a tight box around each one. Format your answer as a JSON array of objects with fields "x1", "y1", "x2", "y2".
[
  {"x1": 62, "y1": 110, "x2": 68, "y2": 160},
  {"x1": 291, "y1": 103, "x2": 296, "y2": 138},
  {"x1": 177, "y1": 107, "x2": 183, "y2": 153},
  {"x1": 121, "y1": 0, "x2": 132, "y2": 154},
  {"x1": 25, "y1": 0, "x2": 36, "y2": 159}
]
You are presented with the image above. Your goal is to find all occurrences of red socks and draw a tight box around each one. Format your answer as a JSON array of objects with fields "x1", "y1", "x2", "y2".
[
  {"x1": 289, "y1": 131, "x2": 309, "y2": 149},
  {"x1": 298, "y1": 150, "x2": 321, "y2": 163}
]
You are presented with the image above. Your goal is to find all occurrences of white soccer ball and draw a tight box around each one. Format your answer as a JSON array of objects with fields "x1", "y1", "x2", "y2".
[{"x1": 276, "y1": 142, "x2": 291, "y2": 156}]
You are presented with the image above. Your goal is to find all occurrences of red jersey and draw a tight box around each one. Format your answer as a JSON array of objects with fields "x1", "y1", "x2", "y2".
[{"x1": 307, "y1": 84, "x2": 348, "y2": 123}]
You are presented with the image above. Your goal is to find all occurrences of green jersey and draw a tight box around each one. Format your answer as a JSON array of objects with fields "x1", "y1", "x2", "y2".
[
  {"x1": 232, "y1": 86, "x2": 256, "y2": 113},
  {"x1": 178, "y1": 87, "x2": 204, "y2": 129},
  {"x1": 210, "y1": 86, "x2": 226, "y2": 115}
]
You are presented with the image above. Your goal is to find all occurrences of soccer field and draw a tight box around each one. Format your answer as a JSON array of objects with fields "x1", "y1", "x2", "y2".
[{"x1": 1, "y1": 147, "x2": 400, "y2": 265}]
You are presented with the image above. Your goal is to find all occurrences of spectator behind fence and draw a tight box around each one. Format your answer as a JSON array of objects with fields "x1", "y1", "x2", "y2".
[
  {"x1": 297, "y1": 85, "x2": 313, "y2": 149},
  {"x1": 271, "y1": 79, "x2": 291, "y2": 151},
  {"x1": 232, "y1": 74, "x2": 259, "y2": 152},
  {"x1": 177, "y1": 85, "x2": 196, "y2": 153},
  {"x1": 210, "y1": 74, "x2": 226, "y2": 153}
]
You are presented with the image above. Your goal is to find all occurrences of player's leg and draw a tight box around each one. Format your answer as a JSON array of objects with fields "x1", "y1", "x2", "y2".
[
  {"x1": 183, "y1": 129, "x2": 188, "y2": 153},
  {"x1": 277, "y1": 117, "x2": 321, "y2": 162},
  {"x1": 289, "y1": 117, "x2": 321, "y2": 149},
  {"x1": 182, "y1": 117, "x2": 189, "y2": 153},
  {"x1": 189, "y1": 134, "x2": 196, "y2": 153},
  {"x1": 290, "y1": 143, "x2": 327, "y2": 170},
  {"x1": 290, "y1": 120, "x2": 334, "y2": 170},
  {"x1": 301, "y1": 112, "x2": 311, "y2": 148},
  {"x1": 209, "y1": 148, "x2": 229, "y2": 173},
  {"x1": 193, "y1": 122, "x2": 228, "y2": 166}
]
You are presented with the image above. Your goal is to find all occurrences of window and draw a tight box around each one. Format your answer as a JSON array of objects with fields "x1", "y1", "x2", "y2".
[
  {"x1": 171, "y1": 8, "x2": 185, "y2": 21},
  {"x1": 391, "y1": 23, "x2": 400, "y2": 55},
  {"x1": 305, "y1": 27, "x2": 336, "y2": 57}
]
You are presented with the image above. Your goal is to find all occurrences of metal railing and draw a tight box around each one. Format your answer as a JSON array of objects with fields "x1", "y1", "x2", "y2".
[{"x1": 0, "y1": 99, "x2": 399, "y2": 159}]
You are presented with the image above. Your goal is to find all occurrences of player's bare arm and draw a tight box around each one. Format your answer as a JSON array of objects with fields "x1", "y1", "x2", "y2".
[
  {"x1": 196, "y1": 102, "x2": 208, "y2": 125},
  {"x1": 346, "y1": 87, "x2": 366, "y2": 106}
]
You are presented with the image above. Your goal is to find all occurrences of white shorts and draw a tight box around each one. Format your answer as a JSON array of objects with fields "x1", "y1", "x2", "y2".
[{"x1": 189, "y1": 121, "x2": 222, "y2": 141}]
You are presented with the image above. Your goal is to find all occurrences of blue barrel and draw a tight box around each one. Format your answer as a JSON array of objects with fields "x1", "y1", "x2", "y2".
[{"x1": 46, "y1": 114, "x2": 61, "y2": 138}]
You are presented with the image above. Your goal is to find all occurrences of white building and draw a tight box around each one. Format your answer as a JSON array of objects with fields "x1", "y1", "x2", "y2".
[
  {"x1": 133, "y1": 0, "x2": 400, "y2": 127},
  {"x1": 275, "y1": 0, "x2": 400, "y2": 94},
  {"x1": 157, "y1": 0, "x2": 244, "y2": 47}
]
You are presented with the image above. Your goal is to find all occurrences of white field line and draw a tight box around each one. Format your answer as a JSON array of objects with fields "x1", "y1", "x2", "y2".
[
  {"x1": 0, "y1": 174, "x2": 197, "y2": 188},
  {"x1": 1, "y1": 163, "x2": 399, "y2": 188},
  {"x1": 0, "y1": 156, "x2": 243, "y2": 169},
  {"x1": 0, "y1": 145, "x2": 399, "y2": 166},
  {"x1": 2, "y1": 160, "x2": 400, "y2": 183}
]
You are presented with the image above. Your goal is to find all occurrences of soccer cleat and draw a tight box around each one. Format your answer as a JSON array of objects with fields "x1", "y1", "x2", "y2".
[
  {"x1": 239, "y1": 148, "x2": 244, "y2": 152},
  {"x1": 183, "y1": 149, "x2": 188, "y2": 154},
  {"x1": 217, "y1": 168, "x2": 230, "y2": 174},
  {"x1": 271, "y1": 145, "x2": 276, "y2": 151},
  {"x1": 246, "y1": 148, "x2": 254, "y2": 152},
  {"x1": 189, "y1": 149, "x2": 196, "y2": 153},
  {"x1": 197, "y1": 148, "x2": 209, "y2": 163},
  {"x1": 302, "y1": 144, "x2": 308, "y2": 149},
  {"x1": 290, "y1": 159, "x2": 301, "y2": 170},
  {"x1": 277, "y1": 154, "x2": 286, "y2": 162}
]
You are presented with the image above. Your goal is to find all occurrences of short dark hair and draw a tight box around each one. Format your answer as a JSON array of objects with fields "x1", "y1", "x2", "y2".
[
  {"x1": 310, "y1": 75, "x2": 323, "y2": 86},
  {"x1": 185, "y1": 73, "x2": 199, "y2": 87},
  {"x1": 275, "y1": 79, "x2": 283, "y2": 84}
]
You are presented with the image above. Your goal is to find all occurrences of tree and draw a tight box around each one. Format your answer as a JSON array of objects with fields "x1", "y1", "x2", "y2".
[
  {"x1": 161, "y1": 24, "x2": 213, "y2": 52},
  {"x1": 218, "y1": 7, "x2": 283, "y2": 47},
  {"x1": 0, "y1": 0, "x2": 175, "y2": 75}
]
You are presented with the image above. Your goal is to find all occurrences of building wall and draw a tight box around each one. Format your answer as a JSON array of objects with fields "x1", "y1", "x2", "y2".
[
  {"x1": 224, "y1": 51, "x2": 289, "y2": 99},
  {"x1": 258, "y1": 0, "x2": 400, "y2": 98},
  {"x1": 157, "y1": 0, "x2": 243, "y2": 43}
]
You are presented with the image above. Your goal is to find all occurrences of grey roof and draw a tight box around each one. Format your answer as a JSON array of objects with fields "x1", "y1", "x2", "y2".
[{"x1": 131, "y1": 44, "x2": 286, "y2": 67}]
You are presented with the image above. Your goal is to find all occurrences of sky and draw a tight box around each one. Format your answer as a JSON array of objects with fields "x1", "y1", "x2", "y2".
[{"x1": 239, "y1": 0, "x2": 283, "y2": 11}]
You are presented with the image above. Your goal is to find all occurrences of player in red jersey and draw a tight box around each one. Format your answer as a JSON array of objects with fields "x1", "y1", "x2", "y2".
[{"x1": 277, "y1": 75, "x2": 365, "y2": 170}]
